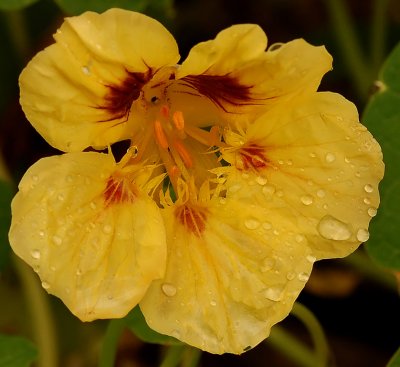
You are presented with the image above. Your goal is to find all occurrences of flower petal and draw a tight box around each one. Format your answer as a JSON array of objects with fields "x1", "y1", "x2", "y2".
[
  {"x1": 140, "y1": 198, "x2": 314, "y2": 354},
  {"x1": 19, "y1": 9, "x2": 179, "y2": 152},
  {"x1": 223, "y1": 92, "x2": 384, "y2": 260},
  {"x1": 9, "y1": 152, "x2": 166, "y2": 321}
]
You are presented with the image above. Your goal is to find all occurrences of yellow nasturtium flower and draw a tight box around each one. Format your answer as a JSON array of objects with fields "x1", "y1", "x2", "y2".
[{"x1": 9, "y1": 8, "x2": 383, "y2": 354}]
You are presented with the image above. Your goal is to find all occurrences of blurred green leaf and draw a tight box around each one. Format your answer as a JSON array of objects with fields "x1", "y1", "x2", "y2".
[
  {"x1": 363, "y1": 41, "x2": 400, "y2": 271},
  {"x1": 0, "y1": 334, "x2": 37, "y2": 367},
  {"x1": 0, "y1": 0, "x2": 39, "y2": 11},
  {"x1": 53, "y1": 0, "x2": 172, "y2": 16},
  {"x1": 125, "y1": 306, "x2": 181, "y2": 345},
  {"x1": 388, "y1": 346, "x2": 400, "y2": 367},
  {"x1": 0, "y1": 181, "x2": 13, "y2": 270}
]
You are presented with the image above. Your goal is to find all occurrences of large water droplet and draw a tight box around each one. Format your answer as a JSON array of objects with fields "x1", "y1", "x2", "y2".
[
  {"x1": 317, "y1": 215, "x2": 352, "y2": 240},
  {"x1": 41, "y1": 281, "x2": 50, "y2": 289},
  {"x1": 244, "y1": 218, "x2": 260, "y2": 230},
  {"x1": 300, "y1": 195, "x2": 313, "y2": 206},
  {"x1": 356, "y1": 228, "x2": 370, "y2": 242},
  {"x1": 31, "y1": 249, "x2": 41, "y2": 260},
  {"x1": 325, "y1": 153, "x2": 336, "y2": 163},
  {"x1": 364, "y1": 184, "x2": 374, "y2": 193},
  {"x1": 162, "y1": 283, "x2": 177, "y2": 297},
  {"x1": 264, "y1": 287, "x2": 283, "y2": 301}
]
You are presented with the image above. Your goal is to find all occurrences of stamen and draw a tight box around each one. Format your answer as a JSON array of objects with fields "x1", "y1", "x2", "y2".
[
  {"x1": 173, "y1": 140, "x2": 193, "y2": 168},
  {"x1": 154, "y1": 120, "x2": 169, "y2": 149},
  {"x1": 172, "y1": 111, "x2": 185, "y2": 131}
]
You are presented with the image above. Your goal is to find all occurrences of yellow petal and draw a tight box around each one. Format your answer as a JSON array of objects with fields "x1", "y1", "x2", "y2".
[
  {"x1": 9, "y1": 152, "x2": 166, "y2": 321},
  {"x1": 20, "y1": 9, "x2": 179, "y2": 152},
  {"x1": 140, "y1": 199, "x2": 314, "y2": 354},
  {"x1": 178, "y1": 24, "x2": 268, "y2": 77},
  {"x1": 223, "y1": 92, "x2": 384, "y2": 260}
]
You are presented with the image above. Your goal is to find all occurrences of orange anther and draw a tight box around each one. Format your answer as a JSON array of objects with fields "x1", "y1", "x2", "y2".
[
  {"x1": 160, "y1": 105, "x2": 170, "y2": 119},
  {"x1": 173, "y1": 140, "x2": 193, "y2": 168},
  {"x1": 172, "y1": 111, "x2": 185, "y2": 131},
  {"x1": 169, "y1": 165, "x2": 180, "y2": 180},
  {"x1": 154, "y1": 120, "x2": 169, "y2": 149}
]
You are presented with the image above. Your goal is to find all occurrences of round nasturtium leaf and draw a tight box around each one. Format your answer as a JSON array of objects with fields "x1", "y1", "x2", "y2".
[{"x1": 363, "y1": 41, "x2": 400, "y2": 271}]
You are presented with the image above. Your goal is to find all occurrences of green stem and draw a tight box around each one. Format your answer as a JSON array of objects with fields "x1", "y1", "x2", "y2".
[
  {"x1": 2, "y1": 9, "x2": 31, "y2": 65},
  {"x1": 325, "y1": 0, "x2": 372, "y2": 100},
  {"x1": 267, "y1": 326, "x2": 320, "y2": 367},
  {"x1": 160, "y1": 345, "x2": 186, "y2": 367},
  {"x1": 98, "y1": 318, "x2": 126, "y2": 367},
  {"x1": 370, "y1": 0, "x2": 390, "y2": 74},
  {"x1": 13, "y1": 255, "x2": 58, "y2": 367},
  {"x1": 181, "y1": 347, "x2": 202, "y2": 367},
  {"x1": 291, "y1": 303, "x2": 330, "y2": 367}
]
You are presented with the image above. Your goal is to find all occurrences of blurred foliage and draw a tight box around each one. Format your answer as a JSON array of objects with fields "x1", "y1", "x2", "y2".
[{"x1": 0, "y1": 334, "x2": 37, "y2": 367}]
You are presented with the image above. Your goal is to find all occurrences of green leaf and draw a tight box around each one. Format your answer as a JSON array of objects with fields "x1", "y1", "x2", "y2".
[
  {"x1": 363, "y1": 41, "x2": 400, "y2": 271},
  {"x1": 0, "y1": 0, "x2": 40, "y2": 11},
  {"x1": 388, "y1": 346, "x2": 400, "y2": 367},
  {"x1": 0, "y1": 180, "x2": 13, "y2": 270},
  {"x1": 53, "y1": 0, "x2": 172, "y2": 16},
  {"x1": 125, "y1": 306, "x2": 181, "y2": 345},
  {"x1": 0, "y1": 334, "x2": 37, "y2": 367}
]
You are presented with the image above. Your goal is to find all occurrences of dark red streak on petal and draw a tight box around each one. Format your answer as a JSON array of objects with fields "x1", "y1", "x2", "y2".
[
  {"x1": 179, "y1": 74, "x2": 263, "y2": 113},
  {"x1": 176, "y1": 205, "x2": 208, "y2": 237},
  {"x1": 239, "y1": 143, "x2": 269, "y2": 171},
  {"x1": 97, "y1": 69, "x2": 152, "y2": 122},
  {"x1": 103, "y1": 177, "x2": 136, "y2": 207}
]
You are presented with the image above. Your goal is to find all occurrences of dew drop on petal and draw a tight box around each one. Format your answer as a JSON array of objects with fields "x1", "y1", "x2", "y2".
[
  {"x1": 364, "y1": 184, "x2": 374, "y2": 193},
  {"x1": 210, "y1": 300, "x2": 217, "y2": 307},
  {"x1": 295, "y1": 234, "x2": 305, "y2": 243},
  {"x1": 52, "y1": 235, "x2": 62, "y2": 246},
  {"x1": 356, "y1": 228, "x2": 370, "y2": 242},
  {"x1": 367, "y1": 207, "x2": 377, "y2": 217},
  {"x1": 286, "y1": 272, "x2": 295, "y2": 280},
  {"x1": 316, "y1": 189, "x2": 326, "y2": 198},
  {"x1": 317, "y1": 215, "x2": 352, "y2": 240},
  {"x1": 102, "y1": 224, "x2": 113, "y2": 234},
  {"x1": 82, "y1": 65, "x2": 90, "y2": 75},
  {"x1": 325, "y1": 153, "x2": 336, "y2": 163},
  {"x1": 57, "y1": 194, "x2": 65, "y2": 201},
  {"x1": 276, "y1": 190, "x2": 284, "y2": 197},
  {"x1": 162, "y1": 283, "x2": 177, "y2": 297},
  {"x1": 363, "y1": 197, "x2": 371, "y2": 205},
  {"x1": 41, "y1": 281, "x2": 50, "y2": 289},
  {"x1": 30, "y1": 249, "x2": 41, "y2": 260},
  {"x1": 90, "y1": 202, "x2": 97, "y2": 210},
  {"x1": 262, "y1": 222, "x2": 272, "y2": 230},
  {"x1": 264, "y1": 287, "x2": 283, "y2": 301},
  {"x1": 300, "y1": 195, "x2": 313, "y2": 206},
  {"x1": 244, "y1": 218, "x2": 260, "y2": 230},
  {"x1": 260, "y1": 258, "x2": 275, "y2": 272},
  {"x1": 31, "y1": 174, "x2": 39, "y2": 182},
  {"x1": 306, "y1": 255, "x2": 316, "y2": 263},
  {"x1": 38, "y1": 230, "x2": 45, "y2": 238},
  {"x1": 256, "y1": 176, "x2": 268, "y2": 186},
  {"x1": 172, "y1": 330, "x2": 181, "y2": 339},
  {"x1": 262, "y1": 184, "x2": 275, "y2": 196},
  {"x1": 298, "y1": 272, "x2": 310, "y2": 282}
]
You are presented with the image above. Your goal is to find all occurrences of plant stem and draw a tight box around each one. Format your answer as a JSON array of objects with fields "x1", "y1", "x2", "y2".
[
  {"x1": 371, "y1": 0, "x2": 390, "y2": 74},
  {"x1": 13, "y1": 255, "x2": 58, "y2": 367},
  {"x1": 291, "y1": 303, "x2": 330, "y2": 367},
  {"x1": 267, "y1": 325, "x2": 320, "y2": 367},
  {"x1": 325, "y1": 0, "x2": 372, "y2": 100},
  {"x1": 160, "y1": 345, "x2": 186, "y2": 367},
  {"x1": 182, "y1": 347, "x2": 202, "y2": 367},
  {"x1": 99, "y1": 318, "x2": 126, "y2": 367}
]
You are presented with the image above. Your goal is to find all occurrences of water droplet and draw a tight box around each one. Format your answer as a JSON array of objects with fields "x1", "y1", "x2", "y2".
[
  {"x1": 300, "y1": 195, "x2": 313, "y2": 206},
  {"x1": 30, "y1": 249, "x2": 41, "y2": 260},
  {"x1": 90, "y1": 202, "x2": 97, "y2": 210},
  {"x1": 298, "y1": 272, "x2": 310, "y2": 282},
  {"x1": 31, "y1": 174, "x2": 39, "y2": 182},
  {"x1": 264, "y1": 287, "x2": 283, "y2": 301},
  {"x1": 262, "y1": 184, "x2": 275, "y2": 196},
  {"x1": 287, "y1": 159, "x2": 293, "y2": 166},
  {"x1": 316, "y1": 189, "x2": 326, "y2": 198},
  {"x1": 76, "y1": 268, "x2": 82, "y2": 276},
  {"x1": 52, "y1": 235, "x2": 62, "y2": 246},
  {"x1": 38, "y1": 230, "x2": 45, "y2": 238},
  {"x1": 41, "y1": 281, "x2": 50, "y2": 289},
  {"x1": 325, "y1": 153, "x2": 336, "y2": 163},
  {"x1": 364, "y1": 184, "x2": 374, "y2": 193},
  {"x1": 363, "y1": 197, "x2": 371, "y2": 205},
  {"x1": 276, "y1": 190, "x2": 284, "y2": 197},
  {"x1": 260, "y1": 258, "x2": 275, "y2": 272},
  {"x1": 82, "y1": 65, "x2": 90, "y2": 75},
  {"x1": 219, "y1": 197, "x2": 226, "y2": 205},
  {"x1": 356, "y1": 228, "x2": 370, "y2": 242},
  {"x1": 309, "y1": 152, "x2": 317, "y2": 158},
  {"x1": 344, "y1": 157, "x2": 351, "y2": 163},
  {"x1": 210, "y1": 300, "x2": 217, "y2": 307},
  {"x1": 286, "y1": 272, "x2": 295, "y2": 280},
  {"x1": 262, "y1": 222, "x2": 272, "y2": 230},
  {"x1": 278, "y1": 159, "x2": 284, "y2": 165},
  {"x1": 102, "y1": 224, "x2": 113, "y2": 234},
  {"x1": 255, "y1": 176, "x2": 268, "y2": 185},
  {"x1": 295, "y1": 234, "x2": 305, "y2": 243},
  {"x1": 244, "y1": 218, "x2": 260, "y2": 230},
  {"x1": 367, "y1": 207, "x2": 377, "y2": 217},
  {"x1": 171, "y1": 330, "x2": 181, "y2": 339},
  {"x1": 306, "y1": 255, "x2": 316, "y2": 263},
  {"x1": 317, "y1": 215, "x2": 352, "y2": 240},
  {"x1": 57, "y1": 194, "x2": 65, "y2": 201},
  {"x1": 162, "y1": 283, "x2": 177, "y2": 297}
]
